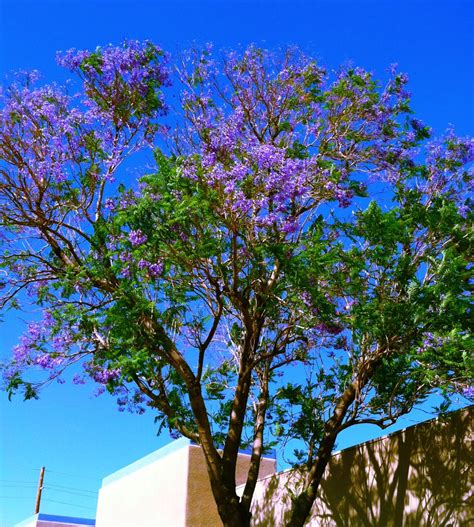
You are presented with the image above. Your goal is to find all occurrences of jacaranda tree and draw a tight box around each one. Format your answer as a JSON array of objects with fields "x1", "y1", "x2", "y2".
[{"x1": 1, "y1": 41, "x2": 472, "y2": 527}]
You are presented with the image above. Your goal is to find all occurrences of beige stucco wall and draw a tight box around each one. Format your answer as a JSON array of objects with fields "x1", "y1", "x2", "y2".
[
  {"x1": 95, "y1": 442, "x2": 190, "y2": 527},
  {"x1": 186, "y1": 445, "x2": 276, "y2": 526},
  {"x1": 244, "y1": 406, "x2": 473, "y2": 526}
]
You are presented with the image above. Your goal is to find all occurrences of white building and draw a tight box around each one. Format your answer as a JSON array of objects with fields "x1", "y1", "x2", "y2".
[
  {"x1": 15, "y1": 406, "x2": 473, "y2": 527},
  {"x1": 95, "y1": 438, "x2": 275, "y2": 527}
]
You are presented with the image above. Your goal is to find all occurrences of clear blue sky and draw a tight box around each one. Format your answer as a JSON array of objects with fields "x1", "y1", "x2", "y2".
[{"x1": 0, "y1": 1, "x2": 472, "y2": 525}]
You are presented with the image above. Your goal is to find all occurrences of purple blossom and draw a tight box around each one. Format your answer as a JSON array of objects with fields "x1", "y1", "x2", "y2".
[
  {"x1": 148, "y1": 262, "x2": 164, "y2": 277},
  {"x1": 72, "y1": 374, "x2": 86, "y2": 385},
  {"x1": 419, "y1": 332, "x2": 448, "y2": 353},
  {"x1": 138, "y1": 259, "x2": 150, "y2": 270},
  {"x1": 93, "y1": 386, "x2": 106, "y2": 397},
  {"x1": 462, "y1": 386, "x2": 474, "y2": 399},
  {"x1": 57, "y1": 40, "x2": 170, "y2": 122},
  {"x1": 129, "y1": 229, "x2": 147, "y2": 247},
  {"x1": 52, "y1": 332, "x2": 73, "y2": 353},
  {"x1": 91, "y1": 367, "x2": 121, "y2": 384},
  {"x1": 121, "y1": 265, "x2": 132, "y2": 278},
  {"x1": 137, "y1": 259, "x2": 164, "y2": 278},
  {"x1": 34, "y1": 353, "x2": 64, "y2": 369},
  {"x1": 104, "y1": 198, "x2": 115, "y2": 210},
  {"x1": 0, "y1": 42, "x2": 171, "y2": 246},
  {"x1": 12, "y1": 343, "x2": 30, "y2": 363},
  {"x1": 27, "y1": 322, "x2": 42, "y2": 340},
  {"x1": 458, "y1": 204, "x2": 469, "y2": 218},
  {"x1": 315, "y1": 323, "x2": 343, "y2": 335},
  {"x1": 43, "y1": 311, "x2": 55, "y2": 328},
  {"x1": 324, "y1": 181, "x2": 354, "y2": 208},
  {"x1": 281, "y1": 220, "x2": 298, "y2": 234},
  {"x1": 138, "y1": 259, "x2": 163, "y2": 278}
]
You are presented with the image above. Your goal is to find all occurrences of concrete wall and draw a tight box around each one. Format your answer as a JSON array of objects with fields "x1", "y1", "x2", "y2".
[
  {"x1": 20, "y1": 407, "x2": 469, "y2": 527},
  {"x1": 14, "y1": 520, "x2": 37, "y2": 527},
  {"x1": 95, "y1": 439, "x2": 190, "y2": 527},
  {"x1": 245, "y1": 406, "x2": 473, "y2": 526},
  {"x1": 186, "y1": 445, "x2": 276, "y2": 527},
  {"x1": 95, "y1": 438, "x2": 276, "y2": 527}
]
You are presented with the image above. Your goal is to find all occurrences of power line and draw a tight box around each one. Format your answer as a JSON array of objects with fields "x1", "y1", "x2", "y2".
[
  {"x1": 44, "y1": 486, "x2": 98, "y2": 499},
  {"x1": 46, "y1": 482, "x2": 98, "y2": 495},
  {"x1": 42, "y1": 498, "x2": 96, "y2": 511},
  {"x1": 16, "y1": 466, "x2": 101, "y2": 482},
  {"x1": 0, "y1": 477, "x2": 99, "y2": 494}
]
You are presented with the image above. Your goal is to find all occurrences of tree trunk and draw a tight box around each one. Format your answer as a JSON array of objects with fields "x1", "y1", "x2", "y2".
[
  {"x1": 286, "y1": 432, "x2": 338, "y2": 527},
  {"x1": 202, "y1": 451, "x2": 251, "y2": 527},
  {"x1": 217, "y1": 497, "x2": 251, "y2": 527},
  {"x1": 286, "y1": 356, "x2": 382, "y2": 527}
]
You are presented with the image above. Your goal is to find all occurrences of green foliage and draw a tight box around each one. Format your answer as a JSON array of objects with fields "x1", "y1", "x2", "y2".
[{"x1": 1, "y1": 44, "x2": 472, "y2": 527}]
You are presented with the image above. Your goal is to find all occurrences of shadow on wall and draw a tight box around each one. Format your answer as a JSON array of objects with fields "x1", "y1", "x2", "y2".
[{"x1": 251, "y1": 406, "x2": 473, "y2": 527}]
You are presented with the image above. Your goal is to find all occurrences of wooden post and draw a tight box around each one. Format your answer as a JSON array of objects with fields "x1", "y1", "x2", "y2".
[{"x1": 34, "y1": 466, "x2": 45, "y2": 514}]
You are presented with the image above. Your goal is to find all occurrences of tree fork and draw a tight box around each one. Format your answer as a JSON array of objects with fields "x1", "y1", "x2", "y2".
[{"x1": 286, "y1": 356, "x2": 382, "y2": 527}]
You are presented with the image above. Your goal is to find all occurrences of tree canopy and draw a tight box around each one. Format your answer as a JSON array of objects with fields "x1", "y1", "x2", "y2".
[{"x1": 1, "y1": 41, "x2": 472, "y2": 526}]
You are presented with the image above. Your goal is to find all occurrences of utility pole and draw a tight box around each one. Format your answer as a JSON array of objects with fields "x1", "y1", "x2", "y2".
[{"x1": 34, "y1": 466, "x2": 45, "y2": 514}]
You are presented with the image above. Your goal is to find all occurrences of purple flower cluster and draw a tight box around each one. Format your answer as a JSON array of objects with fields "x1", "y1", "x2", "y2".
[
  {"x1": 315, "y1": 323, "x2": 343, "y2": 336},
  {"x1": 462, "y1": 386, "x2": 474, "y2": 399},
  {"x1": 112, "y1": 386, "x2": 146, "y2": 414},
  {"x1": 104, "y1": 198, "x2": 116, "y2": 211},
  {"x1": 34, "y1": 354, "x2": 64, "y2": 369},
  {"x1": 138, "y1": 259, "x2": 164, "y2": 277},
  {"x1": 92, "y1": 367, "x2": 121, "y2": 384},
  {"x1": 0, "y1": 83, "x2": 87, "y2": 194},
  {"x1": 178, "y1": 46, "x2": 424, "y2": 238},
  {"x1": 0, "y1": 41, "x2": 171, "y2": 242},
  {"x1": 324, "y1": 181, "x2": 354, "y2": 208},
  {"x1": 72, "y1": 373, "x2": 86, "y2": 385},
  {"x1": 418, "y1": 332, "x2": 448, "y2": 354},
  {"x1": 180, "y1": 107, "x2": 319, "y2": 236},
  {"x1": 8, "y1": 312, "x2": 75, "y2": 379},
  {"x1": 57, "y1": 40, "x2": 170, "y2": 122},
  {"x1": 422, "y1": 132, "x2": 474, "y2": 209},
  {"x1": 301, "y1": 291, "x2": 319, "y2": 316},
  {"x1": 129, "y1": 229, "x2": 148, "y2": 247}
]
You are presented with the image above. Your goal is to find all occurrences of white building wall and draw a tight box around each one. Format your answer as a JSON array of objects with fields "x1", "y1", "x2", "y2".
[
  {"x1": 14, "y1": 520, "x2": 37, "y2": 527},
  {"x1": 95, "y1": 439, "x2": 190, "y2": 527}
]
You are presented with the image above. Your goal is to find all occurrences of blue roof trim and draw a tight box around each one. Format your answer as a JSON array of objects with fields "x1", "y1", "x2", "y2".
[
  {"x1": 15, "y1": 514, "x2": 95, "y2": 527},
  {"x1": 102, "y1": 437, "x2": 191, "y2": 487},
  {"x1": 38, "y1": 514, "x2": 95, "y2": 525}
]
